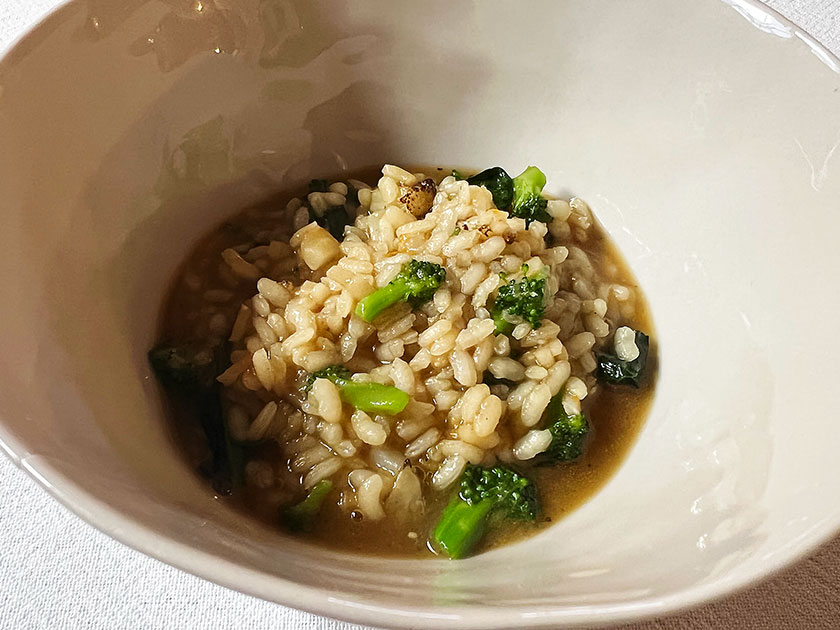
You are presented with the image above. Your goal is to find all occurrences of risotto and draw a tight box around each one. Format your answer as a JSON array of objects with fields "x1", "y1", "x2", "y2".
[{"x1": 150, "y1": 164, "x2": 655, "y2": 558}]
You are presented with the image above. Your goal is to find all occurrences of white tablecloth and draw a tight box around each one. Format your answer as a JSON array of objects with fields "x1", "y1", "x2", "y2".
[{"x1": 2, "y1": 1, "x2": 838, "y2": 628}]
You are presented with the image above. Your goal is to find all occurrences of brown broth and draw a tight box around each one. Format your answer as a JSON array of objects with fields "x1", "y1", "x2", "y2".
[{"x1": 155, "y1": 167, "x2": 656, "y2": 557}]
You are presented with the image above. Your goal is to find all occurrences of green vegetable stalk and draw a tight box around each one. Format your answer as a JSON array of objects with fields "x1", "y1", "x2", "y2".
[
  {"x1": 431, "y1": 464, "x2": 538, "y2": 559},
  {"x1": 308, "y1": 365, "x2": 410, "y2": 416},
  {"x1": 355, "y1": 259, "x2": 447, "y2": 323},
  {"x1": 283, "y1": 480, "x2": 333, "y2": 531}
]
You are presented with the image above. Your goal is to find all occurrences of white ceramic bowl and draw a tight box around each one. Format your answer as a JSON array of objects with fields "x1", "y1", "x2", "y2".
[{"x1": 2, "y1": 1, "x2": 840, "y2": 627}]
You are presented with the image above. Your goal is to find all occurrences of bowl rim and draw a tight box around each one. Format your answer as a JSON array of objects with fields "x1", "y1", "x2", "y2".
[
  {"x1": 1, "y1": 0, "x2": 840, "y2": 627},
  {"x1": 5, "y1": 420, "x2": 840, "y2": 630}
]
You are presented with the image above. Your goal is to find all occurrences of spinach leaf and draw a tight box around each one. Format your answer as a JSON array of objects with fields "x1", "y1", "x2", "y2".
[
  {"x1": 149, "y1": 341, "x2": 244, "y2": 495},
  {"x1": 595, "y1": 331, "x2": 650, "y2": 387}
]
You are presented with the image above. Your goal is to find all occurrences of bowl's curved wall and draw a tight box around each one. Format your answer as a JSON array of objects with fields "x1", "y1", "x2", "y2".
[{"x1": 1, "y1": 0, "x2": 840, "y2": 627}]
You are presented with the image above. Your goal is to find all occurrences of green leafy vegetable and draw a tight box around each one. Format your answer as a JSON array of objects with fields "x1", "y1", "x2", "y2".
[
  {"x1": 148, "y1": 342, "x2": 243, "y2": 495},
  {"x1": 305, "y1": 179, "x2": 352, "y2": 240},
  {"x1": 200, "y1": 386, "x2": 245, "y2": 495},
  {"x1": 346, "y1": 181, "x2": 361, "y2": 206},
  {"x1": 431, "y1": 464, "x2": 538, "y2": 559},
  {"x1": 283, "y1": 480, "x2": 333, "y2": 531},
  {"x1": 466, "y1": 167, "x2": 514, "y2": 210},
  {"x1": 595, "y1": 331, "x2": 650, "y2": 387},
  {"x1": 482, "y1": 371, "x2": 517, "y2": 388},
  {"x1": 308, "y1": 365, "x2": 410, "y2": 416},
  {"x1": 310, "y1": 205, "x2": 351, "y2": 240},
  {"x1": 308, "y1": 179, "x2": 330, "y2": 193},
  {"x1": 355, "y1": 259, "x2": 446, "y2": 323},
  {"x1": 148, "y1": 344, "x2": 218, "y2": 391}
]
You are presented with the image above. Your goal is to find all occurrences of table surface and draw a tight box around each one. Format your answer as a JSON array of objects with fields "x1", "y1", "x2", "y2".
[{"x1": 2, "y1": 1, "x2": 839, "y2": 628}]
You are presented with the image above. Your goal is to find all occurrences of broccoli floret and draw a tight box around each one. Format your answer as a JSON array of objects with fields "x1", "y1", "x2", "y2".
[
  {"x1": 283, "y1": 480, "x2": 333, "y2": 531},
  {"x1": 308, "y1": 365, "x2": 410, "y2": 416},
  {"x1": 431, "y1": 464, "x2": 538, "y2": 559},
  {"x1": 489, "y1": 267, "x2": 548, "y2": 335},
  {"x1": 510, "y1": 166, "x2": 550, "y2": 226},
  {"x1": 541, "y1": 392, "x2": 589, "y2": 462},
  {"x1": 355, "y1": 259, "x2": 446, "y2": 322},
  {"x1": 454, "y1": 165, "x2": 550, "y2": 224},
  {"x1": 596, "y1": 330, "x2": 650, "y2": 387}
]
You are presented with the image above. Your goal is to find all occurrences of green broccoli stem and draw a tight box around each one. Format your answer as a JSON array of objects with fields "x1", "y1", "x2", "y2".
[
  {"x1": 431, "y1": 464, "x2": 538, "y2": 558},
  {"x1": 431, "y1": 497, "x2": 494, "y2": 559},
  {"x1": 355, "y1": 282, "x2": 408, "y2": 323},
  {"x1": 284, "y1": 480, "x2": 333, "y2": 531},
  {"x1": 310, "y1": 366, "x2": 411, "y2": 415},
  {"x1": 338, "y1": 381, "x2": 410, "y2": 415},
  {"x1": 354, "y1": 260, "x2": 446, "y2": 322}
]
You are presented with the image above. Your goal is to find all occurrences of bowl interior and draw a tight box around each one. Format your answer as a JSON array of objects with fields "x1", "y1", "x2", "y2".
[{"x1": 2, "y1": 0, "x2": 840, "y2": 627}]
